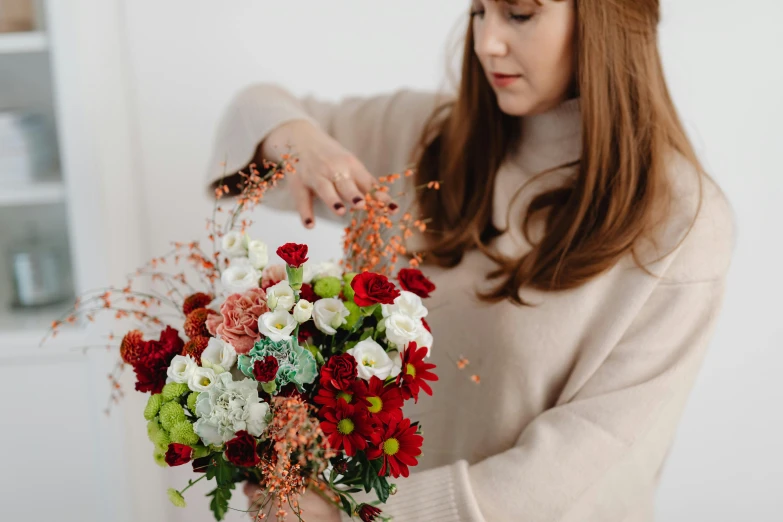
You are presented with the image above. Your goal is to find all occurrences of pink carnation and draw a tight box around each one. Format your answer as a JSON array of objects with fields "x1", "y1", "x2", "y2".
[
  {"x1": 206, "y1": 287, "x2": 269, "y2": 354},
  {"x1": 261, "y1": 264, "x2": 286, "y2": 290}
]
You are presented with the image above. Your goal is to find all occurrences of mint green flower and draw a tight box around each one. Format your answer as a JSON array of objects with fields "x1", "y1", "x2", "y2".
[
  {"x1": 153, "y1": 448, "x2": 167, "y2": 468},
  {"x1": 169, "y1": 420, "x2": 199, "y2": 445},
  {"x1": 342, "y1": 283, "x2": 356, "y2": 302},
  {"x1": 313, "y1": 276, "x2": 342, "y2": 299},
  {"x1": 343, "y1": 272, "x2": 357, "y2": 284},
  {"x1": 341, "y1": 301, "x2": 361, "y2": 330},
  {"x1": 162, "y1": 382, "x2": 189, "y2": 402},
  {"x1": 186, "y1": 392, "x2": 200, "y2": 413},
  {"x1": 144, "y1": 394, "x2": 163, "y2": 420},
  {"x1": 238, "y1": 337, "x2": 317, "y2": 392},
  {"x1": 153, "y1": 429, "x2": 171, "y2": 453},
  {"x1": 147, "y1": 419, "x2": 161, "y2": 442},
  {"x1": 167, "y1": 488, "x2": 187, "y2": 508},
  {"x1": 159, "y1": 401, "x2": 186, "y2": 431}
]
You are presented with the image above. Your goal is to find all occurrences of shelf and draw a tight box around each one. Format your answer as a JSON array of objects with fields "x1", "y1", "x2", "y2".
[
  {"x1": 0, "y1": 180, "x2": 66, "y2": 206},
  {"x1": 0, "y1": 31, "x2": 48, "y2": 54}
]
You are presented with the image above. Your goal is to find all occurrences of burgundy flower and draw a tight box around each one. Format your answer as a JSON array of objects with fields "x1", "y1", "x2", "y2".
[
  {"x1": 164, "y1": 443, "x2": 193, "y2": 467},
  {"x1": 132, "y1": 326, "x2": 184, "y2": 394},
  {"x1": 358, "y1": 504, "x2": 383, "y2": 522},
  {"x1": 252, "y1": 356, "x2": 279, "y2": 383},
  {"x1": 397, "y1": 268, "x2": 436, "y2": 298},
  {"x1": 276, "y1": 243, "x2": 309, "y2": 268},
  {"x1": 224, "y1": 430, "x2": 261, "y2": 467},
  {"x1": 206, "y1": 288, "x2": 269, "y2": 354},
  {"x1": 299, "y1": 283, "x2": 319, "y2": 303},
  {"x1": 351, "y1": 272, "x2": 400, "y2": 307},
  {"x1": 320, "y1": 353, "x2": 358, "y2": 392}
]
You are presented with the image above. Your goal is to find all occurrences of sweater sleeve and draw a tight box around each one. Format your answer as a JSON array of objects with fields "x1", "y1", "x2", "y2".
[
  {"x1": 204, "y1": 83, "x2": 446, "y2": 216},
  {"x1": 345, "y1": 180, "x2": 736, "y2": 521}
]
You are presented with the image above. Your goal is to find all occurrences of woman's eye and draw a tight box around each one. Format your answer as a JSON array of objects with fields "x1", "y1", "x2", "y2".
[
  {"x1": 509, "y1": 13, "x2": 534, "y2": 23},
  {"x1": 470, "y1": 10, "x2": 485, "y2": 19}
]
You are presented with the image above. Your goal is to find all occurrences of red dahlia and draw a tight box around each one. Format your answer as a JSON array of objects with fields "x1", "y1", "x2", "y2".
[
  {"x1": 183, "y1": 292, "x2": 213, "y2": 315},
  {"x1": 367, "y1": 417, "x2": 423, "y2": 478},
  {"x1": 276, "y1": 243, "x2": 309, "y2": 268},
  {"x1": 396, "y1": 342, "x2": 438, "y2": 403},
  {"x1": 354, "y1": 376, "x2": 403, "y2": 424},
  {"x1": 183, "y1": 307, "x2": 216, "y2": 339},
  {"x1": 182, "y1": 335, "x2": 210, "y2": 365},
  {"x1": 320, "y1": 400, "x2": 375, "y2": 457}
]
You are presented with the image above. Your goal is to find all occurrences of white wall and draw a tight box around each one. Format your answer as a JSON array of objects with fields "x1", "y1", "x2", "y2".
[{"x1": 115, "y1": 1, "x2": 782, "y2": 521}]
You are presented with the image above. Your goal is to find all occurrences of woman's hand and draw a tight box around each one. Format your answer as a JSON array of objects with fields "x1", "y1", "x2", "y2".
[
  {"x1": 261, "y1": 120, "x2": 395, "y2": 228},
  {"x1": 243, "y1": 481, "x2": 342, "y2": 521}
]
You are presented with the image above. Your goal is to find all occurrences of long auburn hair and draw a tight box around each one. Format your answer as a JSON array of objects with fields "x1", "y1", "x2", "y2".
[{"x1": 414, "y1": 0, "x2": 704, "y2": 305}]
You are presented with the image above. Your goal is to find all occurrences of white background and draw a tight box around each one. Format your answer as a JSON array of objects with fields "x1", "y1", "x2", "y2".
[{"x1": 50, "y1": 1, "x2": 783, "y2": 520}]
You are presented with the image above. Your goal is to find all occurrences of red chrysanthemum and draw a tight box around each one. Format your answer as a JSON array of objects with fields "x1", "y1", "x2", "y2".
[
  {"x1": 319, "y1": 400, "x2": 375, "y2": 457},
  {"x1": 183, "y1": 292, "x2": 213, "y2": 316},
  {"x1": 358, "y1": 504, "x2": 383, "y2": 522},
  {"x1": 183, "y1": 307, "x2": 216, "y2": 339},
  {"x1": 299, "y1": 282, "x2": 319, "y2": 303},
  {"x1": 351, "y1": 272, "x2": 400, "y2": 307},
  {"x1": 354, "y1": 376, "x2": 403, "y2": 424},
  {"x1": 119, "y1": 330, "x2": 145, "y2": 365},
  {"x1": 164, "y1": 443, "x2": 193, "y2": 467},
  {"x1": 314, "y1": 383, "x2": 356, "y2": 410},
  {"x1": 182, "y1": 335, "x2": 210, "y2": 365},
  {"x1": 367, "y1": 417, "x2": 423, "y2": 478},
  {"x1": 252, "y1": 356, "x2": 279, "y2": 383},
  {"x1": 396, "y1": 342, "x2": 438, "y2": 403},
  {"x1": 397, "y1": 268, "x2": 436, "y2": 299},
  {"x1": 276, "y1": 243, "x2": 309, "y2": 268}
]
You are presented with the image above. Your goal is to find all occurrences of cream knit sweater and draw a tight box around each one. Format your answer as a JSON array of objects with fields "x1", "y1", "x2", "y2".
[{"x1": 206, "y1": 85, "x2": 736, "y2": 522}]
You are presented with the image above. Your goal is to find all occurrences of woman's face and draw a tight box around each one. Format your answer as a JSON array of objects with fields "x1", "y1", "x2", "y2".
[{"x1": 471, "y1": 0, "x2": 576, "y2": 116}]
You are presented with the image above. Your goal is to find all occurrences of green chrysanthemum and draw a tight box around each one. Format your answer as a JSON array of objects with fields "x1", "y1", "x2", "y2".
[
  {"x1": 162, "y1": 382, "x2": 190, "y2": 402},
  {"x1": 153, "y1": 448, "x2": 167, "y2": 468},
  {"x1": 153, "y1": 429, "x2": 171, "y2": 453},
  {"x1": 341, "y1": 301, "x2": 361, "y2": 330},
  {"x1": 147, "y1": 419, "x2": 161, "y2": 442},
  {"x1": 159, "y1": 401, "x2": 186, "y2": 431},
  {"x1": 343, "y1": 272, "x2": 357, "y2": 284},
  {"x1": 144, "y1": 394, "x2": 163, "y2": 420},
  {"x1": 342, "y1": 282, "x2": 356, "y2": 302},
  {"x1": 169, "y1": 420, "x2": 199, "y2": 446},
  {"x1": 167, "y1": 488, "x2": 187, "y2": 508},
  {"x1": 186, "y1": 392, "x2": 200, "y2": 413},
  {"x1": 313, "y1": 276, "x2": 342, "y2": 299}
]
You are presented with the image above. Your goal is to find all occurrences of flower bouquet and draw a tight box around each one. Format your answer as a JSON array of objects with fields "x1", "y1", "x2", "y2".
[{"x1": 47, "y1": 157, "x2": 439, "y2": 521}]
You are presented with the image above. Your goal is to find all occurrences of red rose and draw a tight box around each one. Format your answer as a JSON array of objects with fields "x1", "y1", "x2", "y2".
[
  {"x1": 276, "y1": 243, "x2": 309, "y2": 268},
  {"x1": 397, "y1": 268, "x2": 436, "y2": 299},
  {"x1": 351, "y1": 272, "x2": 400, "y2": 307},
  {"x1": 164, "y1": 443, "x2": 193, "y2": 467},
  {"x1": 320, "y1": 353, "x2": 358, "y2": 392},
  {"x1": 252, "y1": 356, "x2": 279, "y2": 383},
  {"x1": 225, "y1": 430, "x2": 261, "y2": 467}
]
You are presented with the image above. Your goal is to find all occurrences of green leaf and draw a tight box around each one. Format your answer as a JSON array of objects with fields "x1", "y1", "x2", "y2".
[
  {"x1": 373, "y1": 476, "x2": 391, "y2": 504},
  {"x1": 207, "y1": 486, "x2": 232, "y2": 521},
  {"x1": 339, "y1": 494, "x2": 353, "y2": 516}
]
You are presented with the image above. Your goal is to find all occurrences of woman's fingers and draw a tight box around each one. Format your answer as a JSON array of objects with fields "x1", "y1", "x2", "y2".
[
  {"x1": 289, "y1": 175, "x2": 316, "y2": 229},
  {"x1": 351, "y1": 164, "x2": 398, "y2": 213},
  {"x1": 312, "y1": 176, "x2": 347, "y2": 216}
]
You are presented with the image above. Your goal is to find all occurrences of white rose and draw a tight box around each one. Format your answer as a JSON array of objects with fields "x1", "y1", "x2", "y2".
[
  {"x1": 248, "y1": 240, "x2": 269, "y2": 270},
  {"x1": 257, "y1": 309, "x2": 297, "y2": 342},
  {"x1": 382, "y1": 291, "x2": 428, "y2": 321},
  {"x1": 312, "y1": 298, "x2": 349, "y2": 335},
  {"x1": 167, "y1": 355, "x2": 197, "y2": 384},
  {"x1": 201, "y1": 337, "x2": 238, "y2": 371},
  {"x1": 221, "y1": 260, "x2": 260, "y2": 294},
  {"x1": 266, "y1": 280, "x2": 295, "y2": 312},
  {"x1": 384, "y1": 313, "x2": 423, "y2": 348},
  {"x1": 347, "y1": 338, "x2": 401, "y2": 380},
  {"x1": 303, "y1": 260, "x2": 342, "y2": 284},
  {"x1": 194, "y1": 372, "x2": 270, "y2": 445},
  {"x1": 293, "y1": 299, "x2": 313, "y2": 323},
  {"x1": 221, "y1": 231, "x2": 248, "y2": 258},
  {"x1": 188, "y1": 367, "x2": 218, "y2": 392}
]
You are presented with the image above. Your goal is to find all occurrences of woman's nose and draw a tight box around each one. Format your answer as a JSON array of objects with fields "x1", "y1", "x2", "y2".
[{"x1": 474, "y1": 16, "x2": 509, "y2": 58}]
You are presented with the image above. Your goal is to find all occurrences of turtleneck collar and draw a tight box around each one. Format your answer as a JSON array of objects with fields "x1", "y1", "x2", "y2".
[{"x1": 509, "y1": 97, "x2": 583, "y2": 168}]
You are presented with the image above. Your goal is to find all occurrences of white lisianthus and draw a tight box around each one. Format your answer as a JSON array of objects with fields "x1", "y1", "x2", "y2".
[
  {"x1": 188, "y1": 367, "x2": 218, "y2": 392},
  {"x1": 266, "y1": 280, "x2": 295, "y2": 312},
  {"x1": 221, "y1": 231, "x2": 249, "y2": 258},
  {"x1": 193, "y1": 372, "x2": 270, "y2": 446},
  {"x1": 293, "y1": 299, "x2": 313, "y2": 323},
  {"x1": 248, "y1": 240, "x2": 269, "y2": 270},
  {"x1": 201, "y1": 337, "x2": 238, "y2": 371},
  {"x1": 221, "y1": 259, "x2": 261, "y2": 293},
  {"x1": 347, "y1": 338, "x2": 401, "y2": 380},
  {"x1": 382, "y1": 291, "x2": 428, "y2": 321},
  {"x1": 384, "y1": 313, "x2": 423, "y2": 348},
  {"x1": 167, "y1": 355, "x2": 198, "y2": 384},
  {"x1": 303, "y1": 260, "x2": 343, "y2": 284},
  {"x1": 312, "y1": 298, "x2": 349, "y2": 334},
  {"x1": 412, "y1": 327, "x2": 433, "y2": 357},
  {"x1": 258, "y1": 309, "x2": 297, "y2": 342}
]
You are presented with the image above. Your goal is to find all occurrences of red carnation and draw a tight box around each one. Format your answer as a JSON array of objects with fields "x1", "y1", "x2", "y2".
[
  {"x1": 299, "y1": 283, "x2": 319, "y2": 303},
  {"x1": 224, "y1": 430, "x2": 261, "y2": 467},
  {"x1": 164, "y1": 443, "x2": 193, "y2": 467},
  {"x1": 252, "y1": 356, "x2": 279, "y2": 383},
  {"x1": 183, "y1": 292, "x2": 213, "y2": 315},
  {"x1": 133, "y1": 327, "x2": 184, "y2": 394},
  {"x1": 358, "y1": 504, "x2": 383, "y2": 522},
  {"x1": 182, "y1": 335, "x2": 210, "y2": 365},
  {"x1": 120, "y1": 330, "x2": 145, "y2": 365},
  {"x1": 354, "y1": 376, "x2": 403, "y2": 424},
  {"x1": 320, "y1": 353, "x2": 358, "y2": 392},
  {"x1": 276, "y1": 243, "x2": 309, "y2": 268},
  {"x1": 351, "y1": 272, "x2": 400, "y2": 307},
  {"x1": 397, "y1": 268, "x2": 436, "y2": 299},
  {"x1": 396, "y1": 342, "x2": 438, "y2": 403},
  {"x1": 367, "y1": 417, "x2": 423, "y2": 478},
  {"x1": 320, "y1": 400, "x2": 375, "y2": 457},
  {"x1": 184, "y1": 307, "x2": 216, "y2": 339}
]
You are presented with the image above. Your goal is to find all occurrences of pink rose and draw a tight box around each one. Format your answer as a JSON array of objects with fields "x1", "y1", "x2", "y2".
[
  {"x1": 261, "y1": 264, "x2": 286, "y2": 290},
  {"x1": 206, "y1": 287, "x2": 269, "y2": 354}
]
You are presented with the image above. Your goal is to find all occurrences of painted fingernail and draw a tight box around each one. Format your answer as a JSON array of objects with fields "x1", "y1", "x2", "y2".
[
  {"x1": 388, "y1": 203, "x2": 398, "y2": 211},
  {"x1": 304, "y1": 218, "x2": 313, "y2": 227},
  {"x1": 334, "y1": 203, "x2": 345, "y2": 211},
  {"x1": 352, "y1": 196, "x2": 363, "y2": 205}
]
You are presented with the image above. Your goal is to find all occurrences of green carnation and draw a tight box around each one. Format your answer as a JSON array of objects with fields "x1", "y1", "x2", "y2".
[
  {"x1": 169, "y1": 420, "x2": 199, "y2": 446},
  {"x1": 147, "y1": 420, "x2": 161, "y2": 442},
  {"x1": 159, "y1": 401, "x2": 186, "y2": 431},
  {"x1": 341, "y1": 301, "x2": 361, "y2": 330},
  {"x1": 153, "y1": 448, "x2": 167, "y2": 468},
  {"x1": 153, "y1": 430, "x2": 171, "y2": 453},
  {"x1": 167, "y1": 488, "x2": 187, "y2": 508},
  {"x1": 186, "y1": 392, "x2": 200, "y2": 413},
  {"x1": 144, "y1": 394, "x2": 163, "y2": 420},
  {"x1": 162, "y1": 382, "x2": 190, "y2": 402},
  {"x1": 314, "y1": 276, "x2": 342, "y2": 298},
  {"x1": 238, "y1": 337, "x2": 317, "y2": 393}
]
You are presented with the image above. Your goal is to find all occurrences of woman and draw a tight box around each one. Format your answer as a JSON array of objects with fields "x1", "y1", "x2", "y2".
[{"x1": 207, "y1": 1, "x2": 735, "y2": 520}]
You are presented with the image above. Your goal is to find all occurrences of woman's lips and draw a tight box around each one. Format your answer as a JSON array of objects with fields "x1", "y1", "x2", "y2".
[{"x1": 491, "y1": 73, "x2": 521, "y2": 87}]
